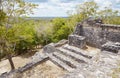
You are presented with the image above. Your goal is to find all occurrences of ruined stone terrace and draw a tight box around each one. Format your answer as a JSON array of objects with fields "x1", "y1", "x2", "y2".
[{"x1": 0, "y1": 18, "x2": 120, "y2": 78}]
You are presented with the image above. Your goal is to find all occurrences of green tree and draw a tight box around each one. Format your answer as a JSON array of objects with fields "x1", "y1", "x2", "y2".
[
  {"x1": 76, "y1": 1, "x2": 98, "y2": 20},
  {"x1": 52, "y1": 25, "x2": 71, "y2": 42},
  {"x1": 0, "y1": 0, "x2": 37, "y2": 70},
  {"x1": 51, "y1": 18, "x2": 72, "y2": 42},
  {"x1": 14, "y1": 20, "x2": 37, "y2": 53},
  {"x1": 70, "y1": 1, "x2": 119, "y2": 25},
  {"x1": 98, "y1": 7, "x2": 119, "y2": 24},
  {"x1": 65, "y1": 1, "x2": 99, "y2": 32},
  {"x1": 52, "y1": 18, "x2": 66, "y2": 32}
]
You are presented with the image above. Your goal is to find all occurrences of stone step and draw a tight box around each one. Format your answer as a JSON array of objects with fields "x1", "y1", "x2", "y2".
[
  {"x1": 48, "y1": 54, "x2": 74, "y2": 72},
  {"x1": 63, "y1": 44, "x2": 92, "y2": 59},
  {"x1": 57, "y1": 47, "x2": 90, "y2": 64},
  {"x1": 53, "y1": 52, "x2": 80, "y2": 68}
]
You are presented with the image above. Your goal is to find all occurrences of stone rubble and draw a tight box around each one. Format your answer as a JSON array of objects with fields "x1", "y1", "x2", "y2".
[{"x1": 102, "y1": 42, "x2": 120, "y2": 53}]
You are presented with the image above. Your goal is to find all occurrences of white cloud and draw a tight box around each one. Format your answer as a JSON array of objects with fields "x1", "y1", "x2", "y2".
[
  {"x1": 50, "y1": 0, "x2": 60, "y2": 3},
  {"x1": 29, "y1": 0, "x2": 120, "y2": 17},
  {"x1": 103, "y1": 1, "x2": 112, "y2": 7},
  {"x1": 116, "y1": 0, "x2": 120, "y2": 3},
  {"x1": 30, "y1": 0, "x2": 81, "y2": 17}
]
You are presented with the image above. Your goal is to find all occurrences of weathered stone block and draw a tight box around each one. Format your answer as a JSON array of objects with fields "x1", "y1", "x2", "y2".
[
  {"x1": 101, "y1": 42, "x2": 120, "y2": 53},
  {"x1": 68, "y1": 35, "x2": 86, "y2": 48},
  {"x1": 43, "y1": 43, "x2": 56, "y2": 54}
]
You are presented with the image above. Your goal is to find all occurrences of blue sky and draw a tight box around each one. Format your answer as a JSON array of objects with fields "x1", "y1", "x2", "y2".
[{"x1": 25, "y1": 0, "x2": 120, "y2": 17}]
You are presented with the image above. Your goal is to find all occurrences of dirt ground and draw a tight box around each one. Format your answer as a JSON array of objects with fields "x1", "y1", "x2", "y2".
[
  {"x1": 21, "y1": 60, "x2": 67, "y2": 78},
  {"x1": 0, "y1": 56, "x2": 31, "y2": 75},
  {"x1": 85, "y1": 45, "x2": 100, "y2": 54}
]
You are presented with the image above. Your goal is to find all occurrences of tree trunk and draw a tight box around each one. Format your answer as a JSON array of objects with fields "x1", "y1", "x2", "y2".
[{"x1": 7, "y1": 55, "x2": 15, "y2": 70}]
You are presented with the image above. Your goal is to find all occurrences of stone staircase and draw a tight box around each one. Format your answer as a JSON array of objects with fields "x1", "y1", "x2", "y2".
[
  {"x1": 48, "y1": 44, "x2": 93, "y2": 72},
  {"x1": 43, "y1": 34, "x2": 91, "y2": 72}
]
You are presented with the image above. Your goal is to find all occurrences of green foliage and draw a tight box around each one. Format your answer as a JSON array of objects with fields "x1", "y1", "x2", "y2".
[
  {"x1": 35, "y1": 21, "x2": 53, "y2": 45},
  {"x1": 0, "y1": 19, "x2": 37, "y2": 55},
  {"x1": 52, "y1": 24, "x2": 71, "y2": 42},
  {"x1": 1, "y1": 0, "x2": 38, "y2": 17},
  {"x1": 52, "y1": 18, "x2": 66, "y2": 32},
  {"x1": 76, "y1": 1, "x2": 98, "y2": 19},
  {"x1": 51, "y1": 18, "x2": 72, "y2": 42},
  {"x1": 71, "y1": 1, "x2": 120, "y2": 25},
  {"x1": 98, "y1": 7, "x2": 120, "y2": 25},
  {"x1": 103, "y1": 17, "x2": 120, "y2": 25},
  {"x1": 0, "y1": 10, "x2": 6, "y2": 25},
  {"x1": 14, "y1": 20, "x2": 36, "y2": 53},
  {"x1": 0, "y1": 0, "x2": 38, "y2": 64},
  {"x1": 0, "y1": 26, "x2": 6, "y2": 59}
]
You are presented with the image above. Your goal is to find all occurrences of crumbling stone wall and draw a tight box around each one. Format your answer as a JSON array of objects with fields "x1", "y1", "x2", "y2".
[{"x1": 74, "y1": 18, "x2": 120, "y2": 48}]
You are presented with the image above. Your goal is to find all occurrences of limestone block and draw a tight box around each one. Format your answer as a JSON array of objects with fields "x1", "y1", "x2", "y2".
[
  {"x1": 43, "y1": 43, "x2": 56, "y2": 54},
  {"x1": 68, "y1": 35, "x2": 86, "y2": 48}
]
